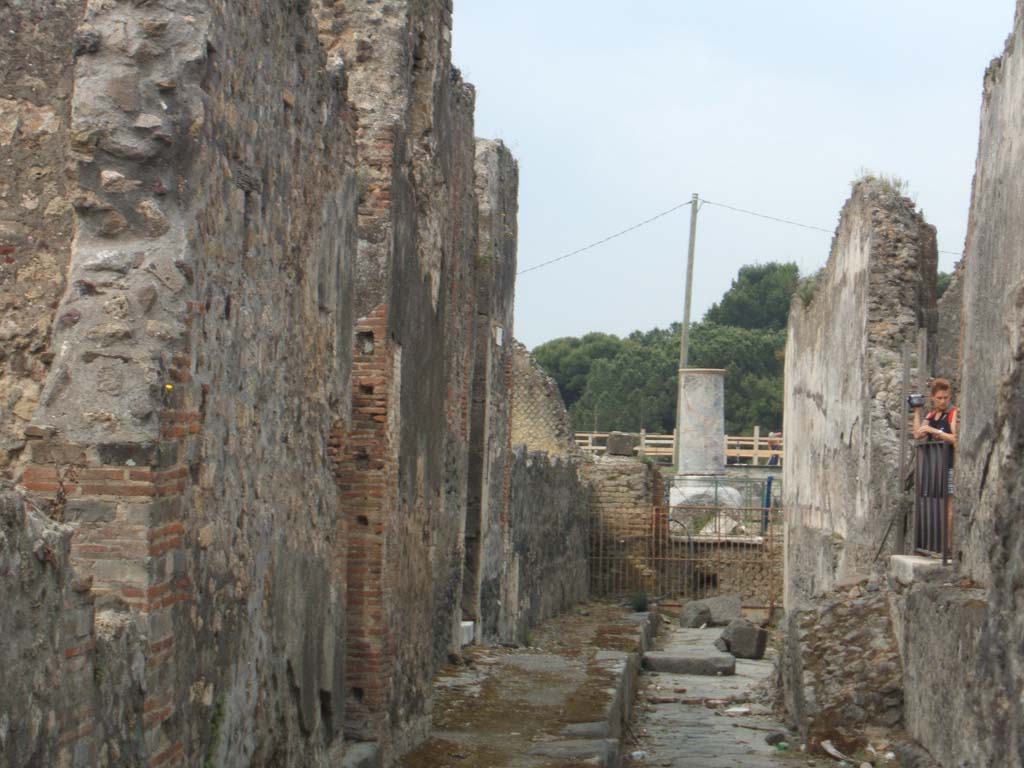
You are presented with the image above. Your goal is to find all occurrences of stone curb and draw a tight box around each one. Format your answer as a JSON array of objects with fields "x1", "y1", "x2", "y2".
[{"x1": 550, "y1": 611, "x2": 659, "y2": 766}]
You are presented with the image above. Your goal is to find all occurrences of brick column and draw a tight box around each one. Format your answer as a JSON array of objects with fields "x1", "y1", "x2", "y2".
[
  {"x1": 22, "y1": 430, "x2": 193, "y2": 768},
  {"x1": 338, "y1": 305, "x2": 396, "y2": 739}
]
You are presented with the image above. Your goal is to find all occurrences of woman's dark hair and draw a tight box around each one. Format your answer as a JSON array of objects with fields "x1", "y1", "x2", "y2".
[{"x1": 930, "y1": 377, "x2": 951, "y2": 395}]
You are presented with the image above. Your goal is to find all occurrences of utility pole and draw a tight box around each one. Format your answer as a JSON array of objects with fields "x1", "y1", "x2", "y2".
[{"x1": 674, "y1": 193, "x2": 699, "y2": 469}]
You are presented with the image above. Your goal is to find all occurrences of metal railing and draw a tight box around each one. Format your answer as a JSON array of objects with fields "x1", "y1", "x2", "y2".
[
  {"x1": 587, "y1": 464, "x2": 783, "y2": 623},
  {"x1": 589, "y1": 502, "x2": 783, "y2": 605},
  {"x1": 913, "y1": 440, "x2": 953, "y2": 564}
]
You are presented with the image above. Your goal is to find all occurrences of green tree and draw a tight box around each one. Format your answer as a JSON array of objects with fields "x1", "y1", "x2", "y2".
[
  {"x1": 532, "y1": 332, "x2": 625, "y2": 408},
  {"x1": 936, "y1": 271, "x2": 952, "y2": 299},
  {"x1": 569, "y1": 336, "x2": 678, "y2": 433},
  {"x1": 688, "y1": 322, "x2": 786, "y2": 433},
  {"x1": 704, "y1": 262, "x2": 799, "y2": 331},
  {"x1": 536, "y1": 262, "x2": 797, "y2": 437}
]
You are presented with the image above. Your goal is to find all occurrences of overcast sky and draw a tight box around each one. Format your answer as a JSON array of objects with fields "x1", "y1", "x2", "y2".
[{"x1": 451, "y1": 1, "x2": 1015, "y2": 349}]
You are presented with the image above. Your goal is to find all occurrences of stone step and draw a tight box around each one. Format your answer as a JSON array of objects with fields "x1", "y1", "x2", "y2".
[{"x1": 642, "y1": 650, "x2": 736, "y2": 676}]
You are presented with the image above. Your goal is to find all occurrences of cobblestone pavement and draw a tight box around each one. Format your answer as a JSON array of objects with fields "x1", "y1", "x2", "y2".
[{"x1": 624, "y1": 625, "x2": 830, "y2": 768}]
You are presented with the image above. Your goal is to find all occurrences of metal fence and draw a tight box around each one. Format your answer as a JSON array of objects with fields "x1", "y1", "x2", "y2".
[
  {"x1": 589, "y1": 501, "x2": 783, "y2": 605},
  {"x1": 913, "y1": 440, "x2": 953, "y2": 563}
]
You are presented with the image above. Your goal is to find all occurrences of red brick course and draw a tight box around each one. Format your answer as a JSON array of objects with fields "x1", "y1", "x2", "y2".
[{"x1": 336, "y1": 305, "x2": 396, "y2": 738}]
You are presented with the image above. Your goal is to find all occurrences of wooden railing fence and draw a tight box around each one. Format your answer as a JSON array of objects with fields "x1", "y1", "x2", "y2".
[{"x1": 574, "y1": 428, "x2": 783, "y2": 465}]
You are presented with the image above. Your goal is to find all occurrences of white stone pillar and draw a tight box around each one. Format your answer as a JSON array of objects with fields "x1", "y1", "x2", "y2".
[{"x1": 673, "y1": 368, "x2": 726, "y2": 475}]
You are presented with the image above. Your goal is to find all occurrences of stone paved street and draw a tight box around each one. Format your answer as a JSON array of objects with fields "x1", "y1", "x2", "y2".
[{"x1": 624, "y1": 626, "x2": 828, "y2": 768}]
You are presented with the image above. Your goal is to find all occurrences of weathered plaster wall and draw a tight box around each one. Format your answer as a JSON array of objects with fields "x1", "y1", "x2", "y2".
[
  {"x1": 0, "y1": 0, "x2": 84, "y2": 474},
  {"x1": 783, "y1": 180, "x2": 936, "y2": 606},
  {"x1": 953, "y1": 4, "x2": 1024, "y2": 764},
  {"x1": 467, "y1": 140, "x2": 518, "y2": 643},
  {"x1": 510, "y1": 340, "x2": 580, "y2": 458},
  {"x1": 506, "y1": 449, "x2": 591, "y2": 643}
]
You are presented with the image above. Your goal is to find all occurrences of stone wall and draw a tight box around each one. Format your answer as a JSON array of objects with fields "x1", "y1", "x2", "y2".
[
  {"x1": 467, "y1": 140, "x2": 518, "y2": 644},
  {"x1": 0, "y1": 0, "x2": 596, "y2": 765},
  {"x1": 15, "y1": 1, "x2": 360, "y2": 765},
  {"x1": 1, "y1": 491, "x2": 96, "y2": 767},
  {"x1": 580, "y1": 456, "x2": 661, "y2": 593},
  {"x1": 323, "y1": 0, "x2": 489, "y2": 756},
  {"x1": 0, "y1": 0, "x2": 83, "y2": 474},
  {"x1": 510, "y1": 340, "x2": 580, "y2": 458},
  {"x1": 506, "y1": 448, "x2": 591, "y2": 643},
  {"x1": 888, "y1": 571, "x2": 986, "y2": 768},
  {"x1": 783, "y1": 180, "x2": 937, "y2": 606},
  {"x1": 778, "y1": 577, "x2": 903, "y2": 754},
  {"x1": 954, "y1": 3, "x2": 1024, "y2": 764}
]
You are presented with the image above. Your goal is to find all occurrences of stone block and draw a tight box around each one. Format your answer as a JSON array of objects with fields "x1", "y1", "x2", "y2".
[
  {"x1": 642, "y1": 650, "x2": 736, "y2": 676},
  {"x1": 606, "y1": 431, "x2": 640, "y2": 456},
  {"x1": 720, "y1": 618, "x2": 767, "y2": 660},
  {"x1": 680, "y1": 602, "x2": 712, "y2": 628},
  {"x1": 65, "y1": 499, "x2": 118, "y2": 523},
  {"x1": 888, "y1": 555, "x2": 949, "y2": 587},
  {"x1": 681, "y1": 594, "x2": 742, "y2": 627}
]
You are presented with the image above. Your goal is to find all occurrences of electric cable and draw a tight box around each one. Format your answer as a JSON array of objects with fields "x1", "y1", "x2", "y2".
[
  {"x1": 517, "y1": 196, "x2": 963, "y2": 275},
  {"x1": 516, "y1": 200, "x2": 692, "y2": 275}
]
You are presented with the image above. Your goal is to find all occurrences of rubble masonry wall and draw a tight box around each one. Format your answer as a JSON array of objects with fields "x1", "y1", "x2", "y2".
[
  {"x1": 323, "y1": 0, "x2": 485, "y2": 756},
  {"x1": 507, "y1": 449, "x2": 592, "y2": 643},
  {"x1": 19, "y1": 0, "x2": 360, "y2": 765},
  {"x1": 0, "y1": 0, "x2": 84, "y2": 474}
]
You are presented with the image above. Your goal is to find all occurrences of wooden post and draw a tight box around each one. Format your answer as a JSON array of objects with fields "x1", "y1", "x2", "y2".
[{"x1": 752, "y1": 426, "x2": 761, "y2": 466}]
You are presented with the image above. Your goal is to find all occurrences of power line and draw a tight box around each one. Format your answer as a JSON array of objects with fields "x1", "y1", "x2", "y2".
[
  {"x1": 517, "y1": 196, "x2": 963, "y2": 276},
  {"x1": 702, "y1": 198, "x2": 963, "y2": 258},
  {"x1": 516, "y1": 200, "x2": 693, "y2": 275},
  {"x1": 701, "y1": 199, "x2": 834, "y2": 234}
]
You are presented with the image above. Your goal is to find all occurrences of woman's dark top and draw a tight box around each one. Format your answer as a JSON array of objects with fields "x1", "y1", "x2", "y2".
[{"x1": 925, "y1": 408, "x2": 956, "y2": 467}]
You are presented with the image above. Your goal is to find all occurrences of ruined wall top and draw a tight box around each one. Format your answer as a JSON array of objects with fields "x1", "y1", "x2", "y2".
[{"x1": 510, "y1": 340, "x2": 581, "y2": 459}]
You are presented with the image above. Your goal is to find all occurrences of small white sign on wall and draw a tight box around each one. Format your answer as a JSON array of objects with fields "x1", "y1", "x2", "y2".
[{"x1": 493, "y1": 325, "x2": 504, "y2": 347}]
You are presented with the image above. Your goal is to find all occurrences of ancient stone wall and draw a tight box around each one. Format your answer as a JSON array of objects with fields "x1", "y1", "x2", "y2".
[
  {"x1": 952, "y1": 3, "x2": 1024, "y2": 764},
  {"x1": 580, "y1": 456, "x2": 660, "y2": 593},
  {"x1": 1, "y1": 492, "x2": 96, "y2": 767},
  {"x1": 467, "y1": 140, "x2": 519, "y2": 643},
  {"x1": 888, "y1": 572, "x2": 986, "y2": 768},
  {"x1": 783, "y1": 180, "x2": 937, "y2": 606},
  {"x1": 506, "y1": 449, "x2": 591, "y2": 642},
  {"x1": 14, "y1": 0, "x2": 359, "y2": 764},
  {"x1": 510, "y1": 340, "x2": 580, "y2": 457},
  {"x1": 0, "y1": 0, "x2": 83, "y2": 474},
  {"x1": 1, "y1": 0, "x2": 558, "y2": 764},
  {"x1": 319, "y1": 0, "x2": 507, "y2": 758},
  {"x1": 778, "y1": 577, "x2": 903, "y2": 754}
]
